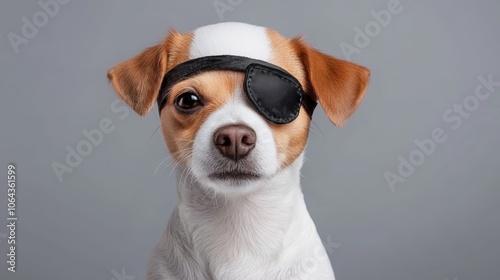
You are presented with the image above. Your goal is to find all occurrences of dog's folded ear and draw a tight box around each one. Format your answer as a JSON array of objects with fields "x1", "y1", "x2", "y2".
[
  {"x1": 292, "y1": 38, "x2": 370, "y2": 127},
  {"x1": 107, "y1": 44, "x2": 168, "y2": 116}
]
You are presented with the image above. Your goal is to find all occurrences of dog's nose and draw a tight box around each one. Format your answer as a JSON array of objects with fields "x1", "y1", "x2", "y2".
[{"x1": 214, "y1": 124, "x2": 256, "y2": 161}]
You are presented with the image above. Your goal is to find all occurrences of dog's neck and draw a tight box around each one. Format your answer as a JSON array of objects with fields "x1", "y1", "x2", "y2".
[{"x1": 172, "y1": 154, "x2": 313, "y2": 259}]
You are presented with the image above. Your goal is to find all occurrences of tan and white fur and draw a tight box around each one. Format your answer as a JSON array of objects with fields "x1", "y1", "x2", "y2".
[{"x1": 108, "y1": 22, "x2": 370, "y2": 280}]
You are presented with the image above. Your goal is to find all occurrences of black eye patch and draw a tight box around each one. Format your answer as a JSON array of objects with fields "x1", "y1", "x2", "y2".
[{"x1": 157, "y1": 55, "x2": 317, "y2": 124}]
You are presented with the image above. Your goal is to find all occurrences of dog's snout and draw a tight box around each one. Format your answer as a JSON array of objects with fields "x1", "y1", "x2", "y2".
[{"x1": 214, "y1": 124, "x2": 256, "y2": 161}]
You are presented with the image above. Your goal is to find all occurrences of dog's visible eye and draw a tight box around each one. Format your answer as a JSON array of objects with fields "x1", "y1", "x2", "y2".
[{"x1": 174, "y1": 91, "x2": 202, "y2": 112}]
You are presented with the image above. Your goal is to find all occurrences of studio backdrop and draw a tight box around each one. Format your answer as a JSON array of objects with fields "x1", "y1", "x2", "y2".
[{"x1": 1, "y1": 1, "x2": 499, "y2": 280}]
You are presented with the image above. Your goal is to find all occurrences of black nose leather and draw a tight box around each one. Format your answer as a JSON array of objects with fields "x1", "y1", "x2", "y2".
[{"x1": 214, "y1": 125, "x2": 256, "y2": 161}]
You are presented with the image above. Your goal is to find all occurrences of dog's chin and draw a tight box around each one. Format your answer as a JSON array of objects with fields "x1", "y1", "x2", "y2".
[
  {"x1": 189, "y1": 150, "x2": 280, "y2": 195},
  {"x1": 196, "y1": 169, "x2": 271, "y2": 195},
  {"x1": 208, "y1": 170, "x2": 261, "y2": 181}
]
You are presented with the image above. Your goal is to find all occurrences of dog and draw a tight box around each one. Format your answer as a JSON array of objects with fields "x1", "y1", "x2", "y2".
[{"x1": 108, "y1": 22, "x2": 369, "y2": 280}]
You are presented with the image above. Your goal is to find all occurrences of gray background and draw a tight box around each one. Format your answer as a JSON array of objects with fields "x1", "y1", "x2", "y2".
[{"x1": 1, "y1": 0, "x2": 499, "y2": 279}]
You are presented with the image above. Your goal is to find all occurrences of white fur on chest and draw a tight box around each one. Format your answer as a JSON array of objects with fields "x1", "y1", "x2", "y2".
[{"x1": 148, "y1": 159, "x2": 335, "y2": 280}]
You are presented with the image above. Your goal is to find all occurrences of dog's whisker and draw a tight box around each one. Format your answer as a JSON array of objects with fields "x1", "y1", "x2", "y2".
[
  {"x1": 180, "y1": 167, "x2": 190, "y2": 189},
  {"x1": 311, "y1": 119, "x2": 324, "y2": 137},
  {"x1": 186, "y1": 165, "x2": 196, "y2": 188},
  {"x1": 156, "y1": 149, "x2": 192, "y2": 176},
  {"x1": 201, "y1": 187, "x2": 212, "y2": 201},
  {"x1": 154, "y1": 157, "x2": 171, "y2": 175},
  {"x1": 299, "y1": 173, "x2": 311, "y2": 182},
  {"x1": 182, "y1": 167, "x2": 190, "y2": 187},
  {"x1": 308, "y1": 126, "x2": 318, "y2": 138},
  {"x1": 168, "y1": 161, "x2": 181, "y2": 178},
  {"x1": 148, "y1": 125, "x2": 161, "y2": 143},
  {"x1": 166, "y1": 150, "x2": 195, "y2": 177},
  {"x1": 159, "y1": 145, "x2": 194, "y2": 167},
  {"x1": 209, "y1": 190, "x2": 215, "y2": 205},
  {"x1": 187, "y1": 165, "x2": 196, "y2": 187},
  {"x1": 209, "y1": 190, "x2": 219, "y2": 209}
]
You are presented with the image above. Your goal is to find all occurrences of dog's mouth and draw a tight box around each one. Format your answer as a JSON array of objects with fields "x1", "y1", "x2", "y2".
[{"x1": 208, "y1": 170, "x2": 261, "y2": 181}]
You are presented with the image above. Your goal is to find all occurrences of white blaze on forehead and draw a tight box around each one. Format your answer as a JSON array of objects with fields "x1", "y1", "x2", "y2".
[{"x1": 189, "y1": 22, "x2": 272, "y2": 61}]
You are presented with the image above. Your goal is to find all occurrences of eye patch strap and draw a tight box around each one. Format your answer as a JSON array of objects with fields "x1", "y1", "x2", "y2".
[{"x1": 157, "y1": 55, "x2": 317, "y2": 119}]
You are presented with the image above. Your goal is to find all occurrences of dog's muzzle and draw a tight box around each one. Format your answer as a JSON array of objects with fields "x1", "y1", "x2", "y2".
[{"x1": 156, "y1": 55, "x2": 317, "y2": 124}]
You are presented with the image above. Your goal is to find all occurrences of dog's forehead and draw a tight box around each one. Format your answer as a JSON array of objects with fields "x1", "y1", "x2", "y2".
[{"x1": 189, "y1": 22, "x2": 272, "y2": 61}]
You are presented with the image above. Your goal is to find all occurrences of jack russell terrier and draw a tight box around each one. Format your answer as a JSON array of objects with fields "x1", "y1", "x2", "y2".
[{"x1": 108, "y1": 22, "x2": 369, "y2": 280}]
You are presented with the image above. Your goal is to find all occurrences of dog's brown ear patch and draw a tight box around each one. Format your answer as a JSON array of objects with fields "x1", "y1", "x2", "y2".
[
  {"x1": 107, "y1": 44, "x2": 167, "y2": 116},
  {"x1": 107, "y1": 31, "x2": 193, "y2": 116},
  {"x1": 292, "y1": 38, "x2": 370, "y2": 126}
]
